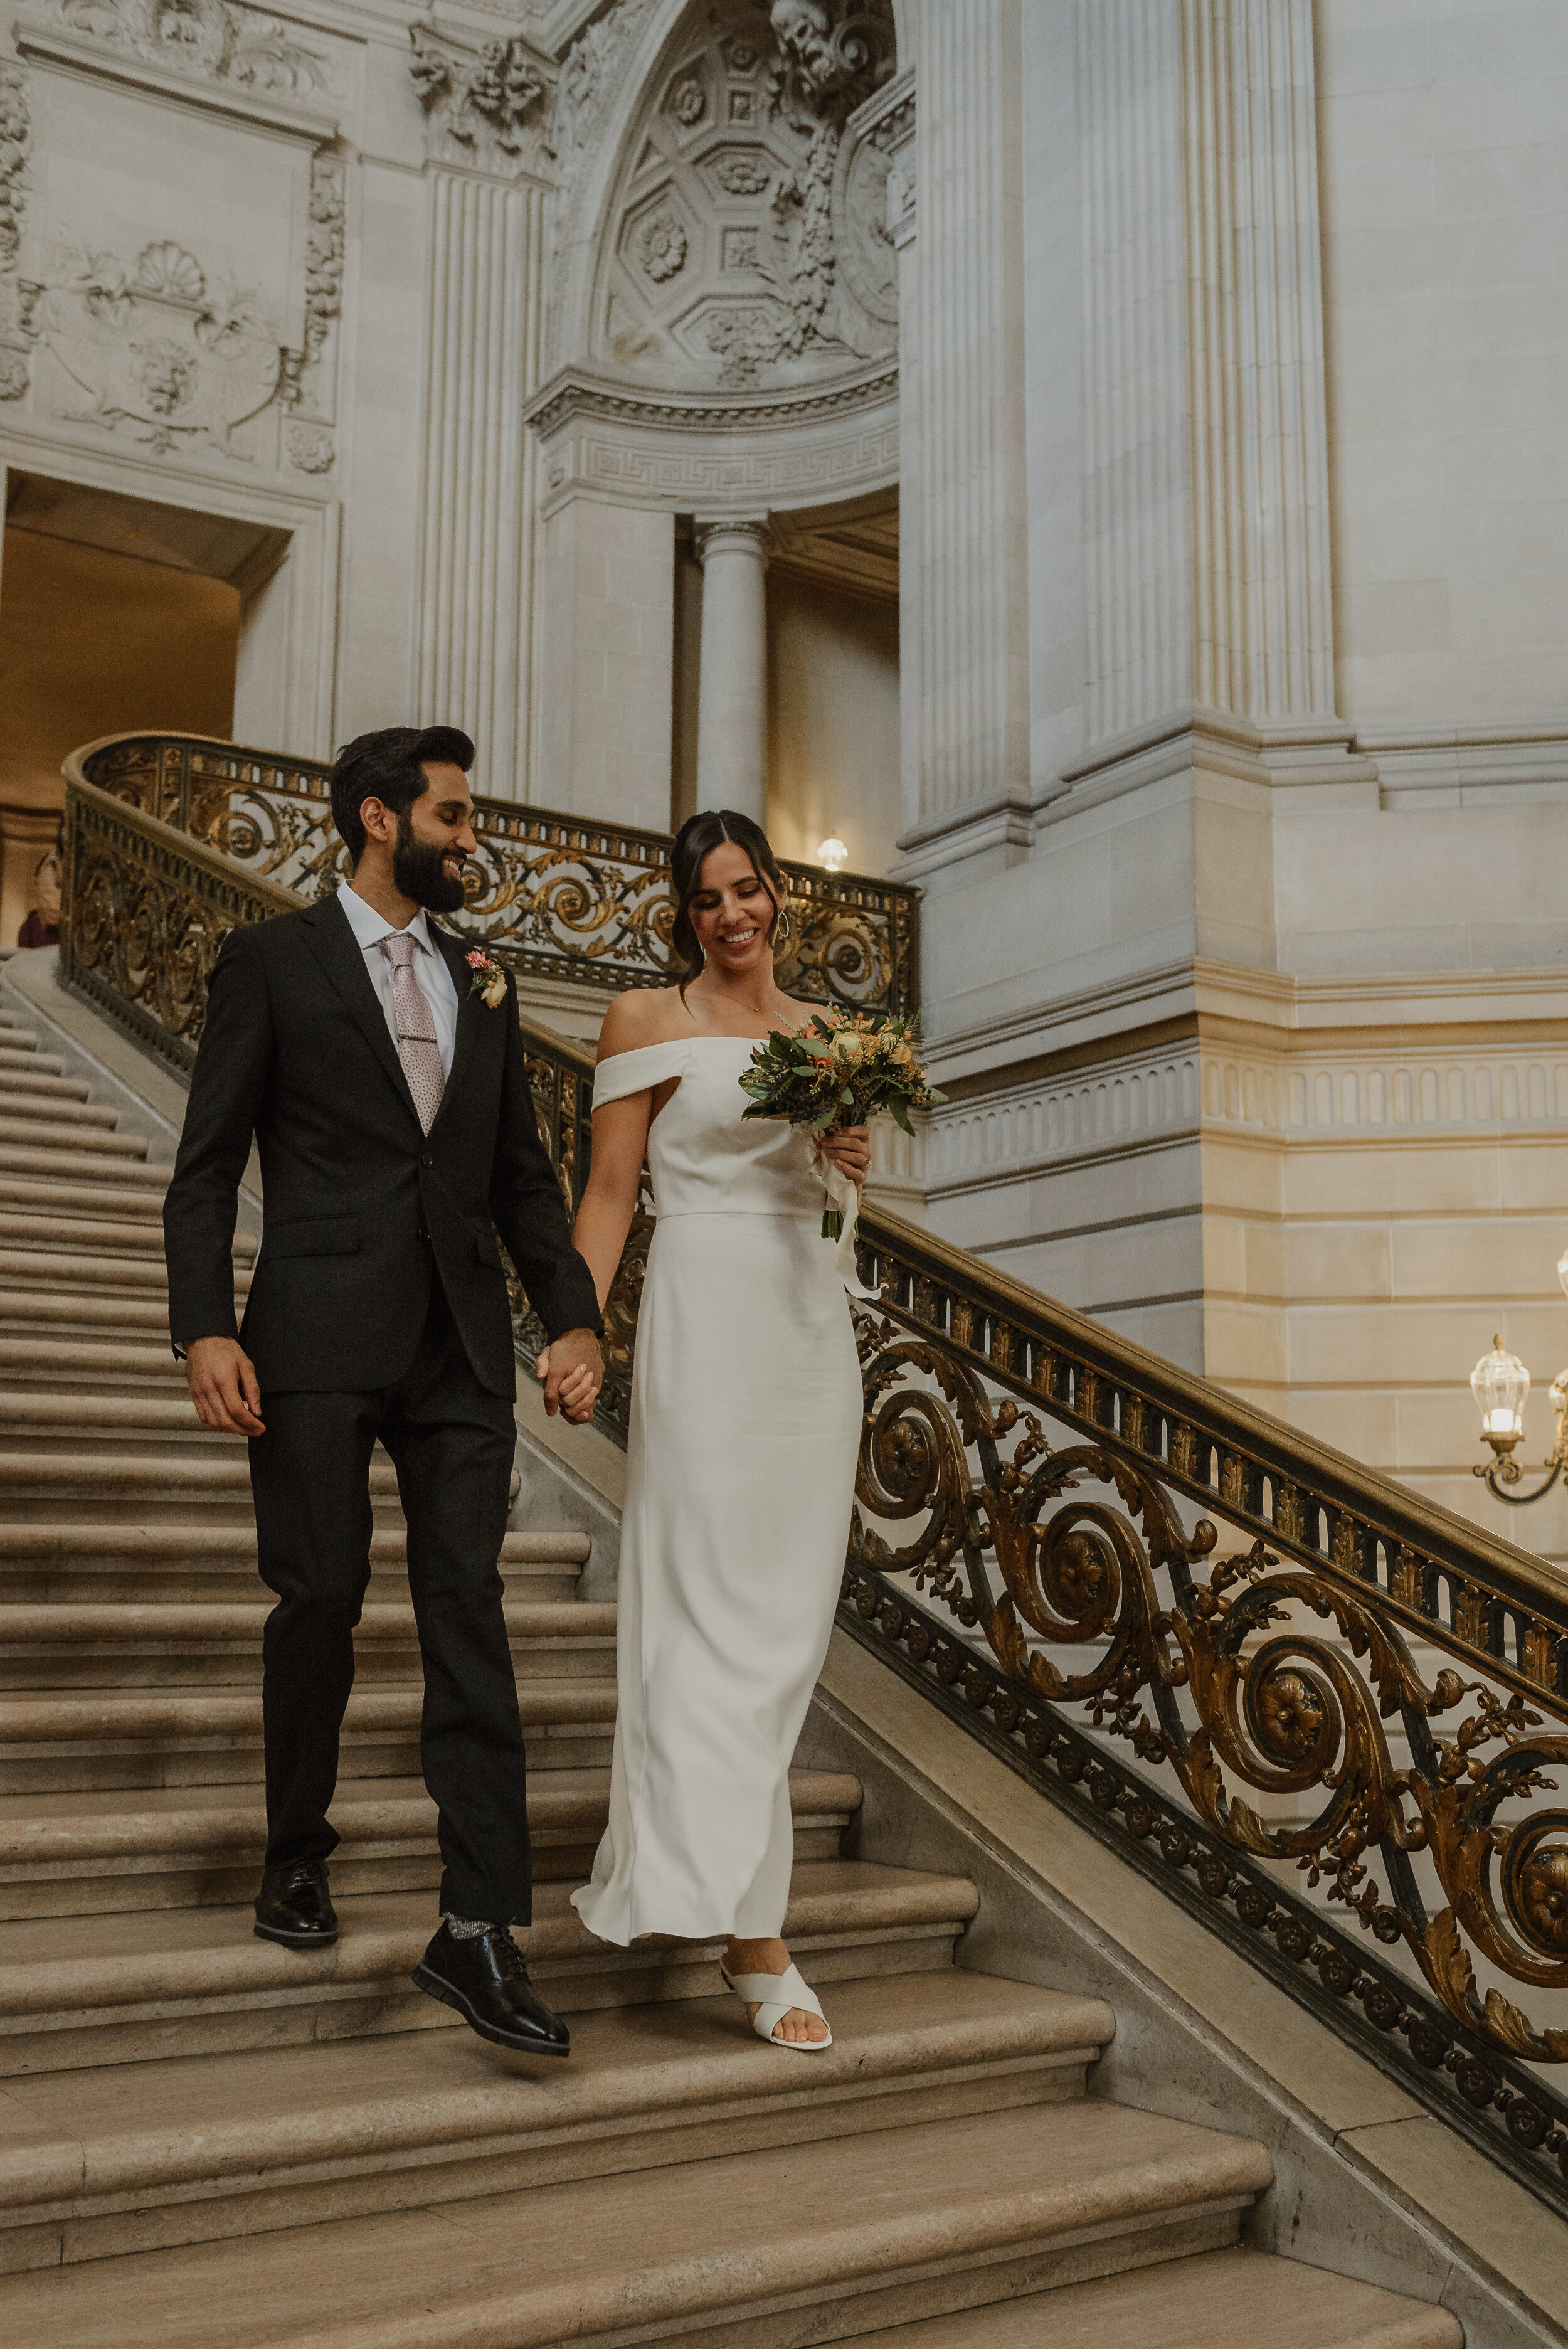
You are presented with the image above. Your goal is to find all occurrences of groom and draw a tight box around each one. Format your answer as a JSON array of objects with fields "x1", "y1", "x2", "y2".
[{"x1": 163, "y1": 724, "x2": 603, "y2": 2059}]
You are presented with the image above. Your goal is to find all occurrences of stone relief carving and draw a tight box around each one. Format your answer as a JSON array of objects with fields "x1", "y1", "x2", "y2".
[
  {"x1": 302, "y1": 153, "x2": 344, "y2": 361},
  {"x1": 408, "y1": 23, "x2": 550, "y2": 179},
  {"x1": 0, "y1": 62, "x2": 31, "y2": 399},
  {"x1": 34, "y1": 235, "x2": 281, "y2": 454},
  {"x1": 33, "y1": 0, "x2": 336, "y2": 101},
  {"x1": 631, "y1": 203, "x2": 687, "y2": 282},
  {"x1": 285, "y1": 419, "x2": 332, "y2": 471},
  {"x1": 590, "y1": 0, "x2": 896, "y2": 391},
  {"x1": 553, "y1": 0, "x2": 657, "y2": 170}
]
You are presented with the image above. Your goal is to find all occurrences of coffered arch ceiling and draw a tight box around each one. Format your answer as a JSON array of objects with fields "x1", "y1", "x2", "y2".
[{"x1": 588, "y1": 0, "x2": 898, "y2": 393}]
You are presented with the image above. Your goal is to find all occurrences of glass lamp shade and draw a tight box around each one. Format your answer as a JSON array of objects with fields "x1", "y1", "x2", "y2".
[
  {"x1": 817, "y1": 835, "x2": 849, "y2": 873},
  {"x1": 1471, "y1": 1337, "x2": 1529, "y2": 1445}
]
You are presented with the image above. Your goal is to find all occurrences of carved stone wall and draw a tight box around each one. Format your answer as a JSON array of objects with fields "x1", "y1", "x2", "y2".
[{"x1": 588, "y1": 0, "x2": 897, "y2": 391}]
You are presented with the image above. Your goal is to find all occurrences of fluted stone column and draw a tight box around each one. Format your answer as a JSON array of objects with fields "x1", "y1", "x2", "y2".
[
  {"x1": 694, "y1": 519, "x2": 772, "y2": 825},
  {"x1": 898, "y1": 0, "x2": 1031, "y2": 873},
  {"x1": 413, "y1": 171, "x2": 543, "y2": 797},
  {"x1": 1074, "y1": 0, "x2": 1340, "y2": 764}
]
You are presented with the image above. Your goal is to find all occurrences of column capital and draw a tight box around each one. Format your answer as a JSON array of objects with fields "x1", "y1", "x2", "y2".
[{"x1": 692, "y1": 516, "x2": 774, "y2": 567}]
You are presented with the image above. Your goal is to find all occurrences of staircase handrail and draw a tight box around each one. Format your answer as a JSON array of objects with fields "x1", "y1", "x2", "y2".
[
  {"x1": 64, "y1": 732, "x2": 919, "y2": 1017},
  {"x1": 56, "y1": 766, "x2": 1568, "y2": 2208}
]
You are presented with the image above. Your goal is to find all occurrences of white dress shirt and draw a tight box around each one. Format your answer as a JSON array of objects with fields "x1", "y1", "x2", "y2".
[{"x1": 337, "y1": 882, "x2": 460, "y2": 1079}]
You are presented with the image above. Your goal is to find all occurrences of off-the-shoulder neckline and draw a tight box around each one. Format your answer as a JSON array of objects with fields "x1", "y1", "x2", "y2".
[{"x1": 595, "y1": 1033, "x2": 765, "y2": 1069}]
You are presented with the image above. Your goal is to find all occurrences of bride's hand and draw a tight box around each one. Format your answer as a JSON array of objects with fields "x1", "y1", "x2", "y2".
[
  {"x1": 536, "y1": 1338, "x2": 601, "y2": 1424},
  {"x1": 819, "y1": 1123, "x2": 872, "y2": 1192}
]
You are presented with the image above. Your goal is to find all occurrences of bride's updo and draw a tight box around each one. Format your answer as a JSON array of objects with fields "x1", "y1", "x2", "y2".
[{"x1": 670, "y1": 809, "x2": 786, "y2": 991}]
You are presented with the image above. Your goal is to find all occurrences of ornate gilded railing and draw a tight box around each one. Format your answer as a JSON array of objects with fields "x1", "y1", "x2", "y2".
[
  {"x1": 57, "y1": 760, "x2": 1568, "y2": 2208},
  {"x1": 839, "y1": 1216, "x2": 1568, "y2": 2208},
  {"x1": 68, "y1": 734, "x2": 918, "y2": 1016}
]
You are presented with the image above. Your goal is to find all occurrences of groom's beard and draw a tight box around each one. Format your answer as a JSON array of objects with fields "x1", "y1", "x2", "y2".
[{"x1": 393, "y1": 815, "x2": 468, "y2": 915}]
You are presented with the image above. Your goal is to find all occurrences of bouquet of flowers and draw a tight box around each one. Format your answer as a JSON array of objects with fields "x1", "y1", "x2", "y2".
[{"x1": 739, "y1": 1007, "x2": 945, "y2": 1239}]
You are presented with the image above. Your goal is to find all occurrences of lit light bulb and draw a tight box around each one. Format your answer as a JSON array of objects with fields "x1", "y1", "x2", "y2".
[
  {"x1": 817, "y1": 834, "x2": 849, "y2": 873},
  {"x1": 1471, "y1": 1336, "x2": 1529, "y2": 1450}
]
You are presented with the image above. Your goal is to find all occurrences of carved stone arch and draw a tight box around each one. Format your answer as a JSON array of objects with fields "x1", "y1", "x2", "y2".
[{"x1": 551, "y1": 0, "x2": 899, "y2": 395}]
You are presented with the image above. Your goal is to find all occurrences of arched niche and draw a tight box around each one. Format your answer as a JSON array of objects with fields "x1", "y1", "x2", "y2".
[
  {"x1": 590, "y1": 0, "x2": 898, "y2": 390},
  {"x1": 533, "y1": 0, "x2": 906, "y2": 514}
]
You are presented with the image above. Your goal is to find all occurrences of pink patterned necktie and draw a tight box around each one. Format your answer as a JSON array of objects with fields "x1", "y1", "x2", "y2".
[{"x1": 379, "y1": 930, "x2": 445, "y2": 1133}]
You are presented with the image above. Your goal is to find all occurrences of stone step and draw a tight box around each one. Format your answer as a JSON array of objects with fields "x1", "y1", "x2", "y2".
[
  {"x1": 0, "y1": 1068, "x2": 87, "y2": 1103},
  {"x1": 0, "y1": 1210, "x2": 254, "y2": 1261},
  {"x1": 0, "y1": 1172, "x2": 180, "y2": 1222},
  {"x1": 0, "y1": 2087, "x2": 1267, "y2": 2338},
  {"x1": 0, "y1": 1672, "x2": 614, "y2": 1794},
  {"x1": 0, "y1": 1088, "x2": 117, "y2": 1130},
  {"x1": 0, "y1": 1392, "x2": 243, "y2": 1450},
  {"x1": 0, "y1": 1766, "x2": 859, "y2": 1919},
  {"x1": 0, "y1": 1334, "x2": 188, "y2": 1396},
  {"x1": 0, "y1": 1862, "x2": 978, "y2": 2078},
  {"x1": 0, "y1": 1523, "x2": 585, "y2": 1606},
  {"x1": 0, "y1": 1288, "x2": 176, "y2": 1339},
  {"x1": 0, "y1": 1596, "x2": 618, "y2": 1690},
  {"x1": 0, "y1": 1141, "x2": 164, "y2": 1189},
  {"x1": 0, "y1": 1038, "x2": 46, "y2": 1064},
  {"x1": 0, "y1": 1245, "x2": 251, "y2": 1298},
  {"x1": 0, "y1": 1115, "x2": 145, "y2": 1160},
  {"x1": 0, "y1": 1449, "x2": 405, "y2": 1525},
  {"x1": 833, "y1": 2248, "x2": 1463, "y2": 2348}
]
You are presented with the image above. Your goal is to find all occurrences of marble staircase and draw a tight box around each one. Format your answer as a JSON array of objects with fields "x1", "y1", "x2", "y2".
[{"x1": 0, "y1": 995, "x2": 1462, "y2": 2347}]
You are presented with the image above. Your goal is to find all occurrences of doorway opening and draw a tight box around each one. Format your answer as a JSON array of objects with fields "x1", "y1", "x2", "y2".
[{"x1": 0, "y1": 471, "x2": 289, "y2": 945}]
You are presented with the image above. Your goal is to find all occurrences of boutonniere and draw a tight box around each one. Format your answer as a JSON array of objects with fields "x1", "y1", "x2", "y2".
[{"x1": 465, "y1": 948, "x2": 508, "y2": 1010}]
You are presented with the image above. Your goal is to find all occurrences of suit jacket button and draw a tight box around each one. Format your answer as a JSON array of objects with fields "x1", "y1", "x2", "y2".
[{"x1": 420, "y1": 1152, "x2": 434, "y2": 1167}]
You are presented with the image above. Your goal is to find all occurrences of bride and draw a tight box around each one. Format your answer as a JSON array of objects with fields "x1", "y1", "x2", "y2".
[{"x1": 548, "y1": 809, "x2": 871, "y2": 2049}]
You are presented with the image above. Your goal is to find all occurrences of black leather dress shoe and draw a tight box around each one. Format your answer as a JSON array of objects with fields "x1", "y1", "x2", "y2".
[
  {"x1": 253, "y1": 1859, "x2": 339, "y2": 1949},
  {"x1": 412, "y1": 1922, "x2": 570, "y2": 2057}
]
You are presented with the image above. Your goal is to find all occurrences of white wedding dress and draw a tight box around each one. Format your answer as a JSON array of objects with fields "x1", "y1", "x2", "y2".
[{"x1": 571, "y1": 1034, "x2": 866, "y2": 1946}]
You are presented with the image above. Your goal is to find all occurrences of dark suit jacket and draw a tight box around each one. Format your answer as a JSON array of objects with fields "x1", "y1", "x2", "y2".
[{"x1": 162, "y1": 893, "x2": 601, "y2": 1397}]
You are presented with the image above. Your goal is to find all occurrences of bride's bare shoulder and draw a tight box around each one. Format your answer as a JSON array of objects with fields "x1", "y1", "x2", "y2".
[{"x1": 595, "y1": 986, "x2": 689, "y2": 1063}]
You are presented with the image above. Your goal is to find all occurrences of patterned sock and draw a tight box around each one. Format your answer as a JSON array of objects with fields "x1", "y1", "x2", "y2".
[{"x1": 443, "y1": 1915, "x2": 495, "y2": 1940}]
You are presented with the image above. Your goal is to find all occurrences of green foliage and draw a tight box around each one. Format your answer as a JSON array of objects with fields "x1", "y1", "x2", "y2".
[{"x1": 739, "y1": 1008, "x2": 945, "y2": 1137}]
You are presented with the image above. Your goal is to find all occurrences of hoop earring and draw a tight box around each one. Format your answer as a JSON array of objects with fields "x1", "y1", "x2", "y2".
[{"x1": 775, "y1": 909, "x2": 793, "y2": 945}]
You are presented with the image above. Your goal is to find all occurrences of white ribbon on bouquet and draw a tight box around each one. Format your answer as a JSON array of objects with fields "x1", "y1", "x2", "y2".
[{"x1": 813, "y1": 1143, "x2": 882, "y2": 1301}]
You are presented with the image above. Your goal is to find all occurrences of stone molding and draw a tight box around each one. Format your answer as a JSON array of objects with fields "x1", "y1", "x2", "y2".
[
  {"x1": 1040, "y1": 705, "x2": 1380, "y2": 822},
  {"x1": 1353, "y1": 719, "x2": 1568, "y2": 803},
  {"x1": 524, "y1": 351, "x2": 896, "y2": 438},
  {"x1": 524, "y1": 356, "x2": 898, "y2": 516},
  {"x1": 918, "y1": 955, "x2": 1568, "y2": 1202},
  {"x1": 12, "y1": 13, "x2": 339, "y2": 141}
]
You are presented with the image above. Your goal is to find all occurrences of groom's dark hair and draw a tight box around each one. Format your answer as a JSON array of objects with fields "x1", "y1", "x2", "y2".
[{"x1": 329, "y1": 725, "x2": 475, "y2": 864}]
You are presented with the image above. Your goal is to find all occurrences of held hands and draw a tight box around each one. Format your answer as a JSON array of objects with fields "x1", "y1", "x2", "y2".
[
  {"x1": 536, "y1": 1327, "x2": 605, "y2": 1424},
  {"x1": 185, "y1": 1336, "x2": 266, "y2": 1436},
  {"x1": 818, "y1": 1123, "x2": 872, "y2": 1190}
]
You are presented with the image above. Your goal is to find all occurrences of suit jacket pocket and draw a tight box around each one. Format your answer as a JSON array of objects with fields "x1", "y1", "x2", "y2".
[
  {"x1": 260, "y1": 1216, "x2": 361, "y2": 1262},
  {"x1": 473, "y1": 1226, "x2": 503, "y2": 1269}
]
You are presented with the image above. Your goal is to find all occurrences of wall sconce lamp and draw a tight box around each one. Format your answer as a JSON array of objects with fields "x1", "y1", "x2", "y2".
[
  {"x1": 1471, "y1": 1253, "x2": 1568, "y2": 1504},
  {"x1": 817, "y1": 834, "x2": 849, "y2": 873}
]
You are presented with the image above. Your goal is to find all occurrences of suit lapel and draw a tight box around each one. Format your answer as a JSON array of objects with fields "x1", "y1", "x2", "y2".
[
  {"x1": 430, "y1": 925, "x2": 484, "y2": 1126},
  {"x1": 300, "y1": 892, "x2": 423, "y2": 1129}
]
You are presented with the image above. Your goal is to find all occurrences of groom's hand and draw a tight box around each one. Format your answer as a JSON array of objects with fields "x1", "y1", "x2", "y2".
[
  {"x1": 185, "y1": 1336, "x2": 267, "y2": 1436},
  {"x1": 536, "y1": 1328, "x2": 603, "y2": 1424}
]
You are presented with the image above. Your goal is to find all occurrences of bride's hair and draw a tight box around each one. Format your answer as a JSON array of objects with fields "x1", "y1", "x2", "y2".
[{"x1": 670, "y1": 810, "x2": 786, "y2": 994}]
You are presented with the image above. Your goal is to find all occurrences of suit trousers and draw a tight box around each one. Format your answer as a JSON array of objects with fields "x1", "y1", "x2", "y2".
[{"x1": 247, "y1": 1280, "x2": 532, "y2": 1921}]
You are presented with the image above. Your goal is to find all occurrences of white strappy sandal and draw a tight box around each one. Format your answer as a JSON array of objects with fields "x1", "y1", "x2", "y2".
[{"x1": 719, "y1": 1959, "x2": 834, "y2": 2052}]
